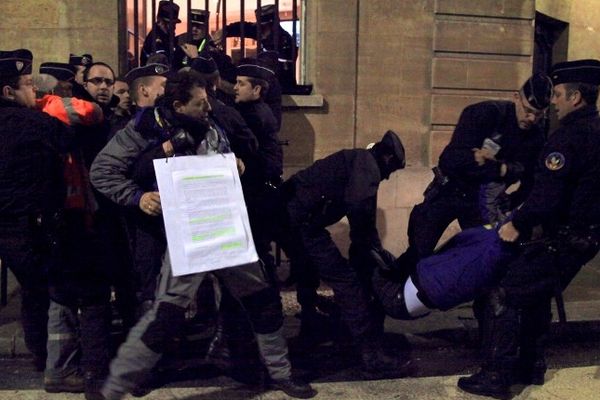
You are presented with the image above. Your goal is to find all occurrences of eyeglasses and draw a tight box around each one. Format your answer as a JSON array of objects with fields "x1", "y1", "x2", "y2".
[{"x1": 87, "y1": 77, "x2": 115, "y2": 87}]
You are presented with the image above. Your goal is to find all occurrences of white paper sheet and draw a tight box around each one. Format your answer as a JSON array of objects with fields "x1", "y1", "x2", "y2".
[{"x1": 154, "y1": 153, "x2": 258, "y2": 276}]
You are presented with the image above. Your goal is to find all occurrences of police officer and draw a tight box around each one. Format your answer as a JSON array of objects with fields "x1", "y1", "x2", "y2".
[
  {"x1": 225, "y1": 4, "x2": 298, "y2": 91},
  {"x1": 39, "y1": 62, "x2": 77, "y2": 97},
  {"x1": 233, "y1": 61, "x2": 283, "y2": 279},
  {"x1": 141, "y1": 1, "x2": 180, "y2": 66},
  {"x1": 0, "y1": 49, "x2": 73, "y2": 371},
  {"x1": 69, "y1": 53, "x2": 93, "y2": 86},
  {"x1": 458, "y1": 59, "x2": 600, "y2": 398},
  {"x1": 399, "y1": 73, "x2": 553, "y2": 270},
  {"x1": 276, "y1": 131, "x2": 409, "y2": 374},
  {"x1": 173, "y1": 8, "x2": 210, "y2": 70}
]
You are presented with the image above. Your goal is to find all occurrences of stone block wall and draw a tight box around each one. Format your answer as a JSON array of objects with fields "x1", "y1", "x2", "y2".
[{"x1": 0, "y1": 0, "x2": 120, "y2": 77}]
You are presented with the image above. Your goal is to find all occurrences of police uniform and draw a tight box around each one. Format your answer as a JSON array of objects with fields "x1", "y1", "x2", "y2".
[
  {"x1": 400, "y1": 74, "x2": 552, "y2": 270},
  {"x1": 276, "y1": 131, "x2": 407, "y2": 372},
  {"x1": 234, "y1": 63, "x2": 283, "y2": 278},
  {"x1": 140, "y1": 1, "x2": 180, "y2": 66},
  {"x1": 458, "y1": 60, "x2": 600, "y2": 398},
  {"x1": 172, "y1": 9, "x2": 210, "y2": 70},
  {"x1": 0, "y1": 49, "x2": 73, "y2": 369},
  {"x1": 225, "y1": 5, "x2": 298, "y2": 91}
]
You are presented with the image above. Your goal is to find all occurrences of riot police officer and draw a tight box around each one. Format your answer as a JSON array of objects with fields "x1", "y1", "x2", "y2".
[{"x1": 458, "y1": 59, "x2": 600, "y2": 398}]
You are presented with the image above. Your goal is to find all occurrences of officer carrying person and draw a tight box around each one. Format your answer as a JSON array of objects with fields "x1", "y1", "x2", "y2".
[
  {"x1": 272, "y1": 130, "x2": 410, "y2": 375},
  {"x1": 457, "y1": 59, "x2": 600, "y2": 398},
  {"x1": 397, "y1": 73, "x2": 553, "y2": 270}
]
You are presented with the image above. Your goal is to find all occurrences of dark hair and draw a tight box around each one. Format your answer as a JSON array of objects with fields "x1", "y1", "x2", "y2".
[
  {"x1": 0, "y1": 75, "x2": 21, "y2": 92},
  {"x1": 564, "y1": 82, "x2": 600, "y2": 105},
  {"x1": 83, "y1": 61, "x2": 115, "y2": 82},
  {"x1": 247, "y1": 77, "x2": 269, "y2": 99},
  {"x1": 157, "y1": 70, "x2": 207, "y2": 110}
]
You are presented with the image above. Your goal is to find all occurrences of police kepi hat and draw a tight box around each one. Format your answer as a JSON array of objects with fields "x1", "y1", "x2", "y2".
[
  {"x1": 40, "y1": 62, "x2": 76, "y2": 82},
  {"x1": 237, "y1": 62, "x2": 275, "y2": 81},
  {"x1": 0, "y1": 49, "x2": 33, "y2": 77},
  {"x1": 69, "y1": 53, "x2": 93, "y2": 67},
  {"x1": 550, "y1": 59, "x2": 600, "y2": 86},
  {"x1": 255, "y1": 4, "x2": 277, "y2": 24},
  {"x1": 124, "y1": 63, "x2": 170, "y2": 85},
  {"x1": 521, "y1": 73, "x2": 553, "y2": 110},
  {"x1": 190, "y1": 9, "x2": 209, "y2": 25},
  {"x1": 157, "y1": 0, "x2": 181, "y2": 23},
  {"x1": 190, "y1": 56, "x2": 218, "y2": 74},
  {"x1": 380, "y1": 130, "x2": 406, "y2": 170}
]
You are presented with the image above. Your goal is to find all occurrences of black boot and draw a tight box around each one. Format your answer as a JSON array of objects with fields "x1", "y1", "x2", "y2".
[
  {"x1": 359, "y1": 343, "x2": 412, "y2": 379},
  {"x1": 457, "y1": 288, "x2": 519, "y2": 399},
  {"x1": 516, "y1": 300, "x2": 551, "y2": 385},
  {"x1": 458, "y1": 368, "x2": 512, "y2": 399}
]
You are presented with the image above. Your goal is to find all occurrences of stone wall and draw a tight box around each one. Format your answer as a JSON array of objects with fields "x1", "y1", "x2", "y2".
[{"x1": 0, "y1": 0, "x2": 120, "y2": 74}]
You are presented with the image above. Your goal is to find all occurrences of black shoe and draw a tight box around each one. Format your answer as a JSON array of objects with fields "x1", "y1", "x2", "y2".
[
  {"x1": 269, "y1": 377, "x2": 317, "y2": 399},
  {"x1": 457, "y1": 369, "x2": 511, "y2": 399},
  {"x1": 361, "y1": 348, "x2": 413, "y2": 378},
  {"x1": 516, "y1": 359, "x2": 546, "y2": 385},
  {"x1": 44, "y1": 372, "x2": 85, "y2": 393}
]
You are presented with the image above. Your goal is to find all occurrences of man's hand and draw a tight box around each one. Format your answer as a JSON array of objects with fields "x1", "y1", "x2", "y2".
[
  {"x1": 180, "y1": 43, "x2": 199, "y2": 59},
  {"x1": 498, "y1": 221, "x2": 520, "y2": 242},
  {"x1": 139, "y1": 191, "x2": 162, "y2": 216},
  {"x1": 472, "y1": 147, "x2": 496, "y2": 166},
  {"x1": 236, "y1": 158, "x2": 245, "y2": 176}
]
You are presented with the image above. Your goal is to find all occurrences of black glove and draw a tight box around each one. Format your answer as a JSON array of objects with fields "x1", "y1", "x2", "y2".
[
  {"x1": 369, "y1": 247, "x2": 397, "y2": 272},
  {"x1": 169, "y1": 129, "x2": 196, "y2": 154}
]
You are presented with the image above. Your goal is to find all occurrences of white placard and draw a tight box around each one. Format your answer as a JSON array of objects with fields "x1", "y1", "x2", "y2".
[{"x1": 153, "y1": 153, "x2": 258, "y2": 276}]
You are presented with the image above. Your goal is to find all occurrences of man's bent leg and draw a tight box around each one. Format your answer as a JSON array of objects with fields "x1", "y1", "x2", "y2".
[{"x1": 102, "y1": 250, "x2": 205, "y2": 399}]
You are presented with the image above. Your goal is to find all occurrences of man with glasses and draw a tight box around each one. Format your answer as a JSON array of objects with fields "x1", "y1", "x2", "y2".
[{"x1": 396, "y1": 73, "x2": 553, "y2": 271}]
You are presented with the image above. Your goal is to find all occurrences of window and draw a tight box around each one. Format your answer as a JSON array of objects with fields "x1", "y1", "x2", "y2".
[{"x1": 124, "y1": 0, "x2": 305, "y2": 85}]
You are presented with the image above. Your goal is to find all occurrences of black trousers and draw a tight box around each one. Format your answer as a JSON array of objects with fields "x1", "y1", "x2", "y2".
[
  {"x1": 0, "y1": 215, "x2": 51, "y2": 360},
  {"x1": 482, "y1": 239, "x2": 599, "y2": 370},
  {"x1": 284, "y1": 197, "x2": 376, "y2": 345},
  {"x1": 399, "y1": 184, "x2": 483, "y2": 269}
]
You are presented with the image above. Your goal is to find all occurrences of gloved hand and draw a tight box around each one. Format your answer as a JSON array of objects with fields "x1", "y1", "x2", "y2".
[
  {"x1": 369, "y1": 247, "x2": 397, "y2": 272},
  {"x1": 169, "y1": 129, "x2": 196, "y2": 154}
]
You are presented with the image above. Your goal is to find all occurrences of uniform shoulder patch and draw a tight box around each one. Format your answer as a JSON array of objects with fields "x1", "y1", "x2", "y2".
[{"x1": 545, "y1": 152, "x2": 566, "y2": 171}]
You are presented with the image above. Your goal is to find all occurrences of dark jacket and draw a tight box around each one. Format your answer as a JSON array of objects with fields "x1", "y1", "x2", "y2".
[
  {"x1": 141, "y1": 26, "x2": 176, "y2": 66},
  {"x1": 208, "y1": 95, "x2": 258, "y2": 162},
  {"x1": 235, "y1": 99, "x2": 282, "y2": 186},
  {"x1": 439, "y1": 101, "x2": 545, "y2": 203},
  {"x1": 512, "y1": 105, "x2": 600, "y2": 235},
  {"x1": 0, "y1": 97, "x2": 72, "y2": 217},
  {"x1": 286, "y1": 149, "x2": 382, "y2": 249}
]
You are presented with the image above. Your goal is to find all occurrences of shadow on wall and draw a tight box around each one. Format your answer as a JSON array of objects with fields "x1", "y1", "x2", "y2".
[{"x1": 280, "y1": 99, "x2": 329, "y2": 177}]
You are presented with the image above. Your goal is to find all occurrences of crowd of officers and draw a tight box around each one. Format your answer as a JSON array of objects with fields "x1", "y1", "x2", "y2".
[{"x1": 1, "y1": 2, "x2": 600, "y2": 400}]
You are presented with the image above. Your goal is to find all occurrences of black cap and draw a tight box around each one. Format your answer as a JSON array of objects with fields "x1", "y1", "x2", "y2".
[
  {"x1": 190, "y1": 56, "x2": 218, "y2": 74},
  {"x1": 255, "y1": 4, "x2": 276, "y2": 24},
  {"x1": 550, "y1": 59, "x2": 600, "y2": 86},
  {"x1": 190, "y1": 9, "x2": 209, "y2": 25},
  {"x1": 124, "y1": 63, "x2": 170, "y2": 85},
  {"x1": 237, "y1": 62, "x2": 275, "y2": 81},
  {"x1": 521, "y1": 73, "x2": 553, "y2": 110},
  {"x1": 379, "y1": 130, "x2": 406, "y2": 170},
  {"x1": 69, "y1": 53, "x2": 93, "y2": 67},
  {"x1": 157, "y1": 0, "x2": 181, "y2": 23},
  {"x1": 0, "y1": 49, "x2": 33, "y2": 77},
  {"x1": 40, "y1": 62, "x2": 76, "y2": 82}
]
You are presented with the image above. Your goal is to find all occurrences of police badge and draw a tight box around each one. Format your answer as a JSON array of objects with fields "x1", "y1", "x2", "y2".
[{"x1": 545, "y1": 152, "x2": 565, "y2": 171}]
